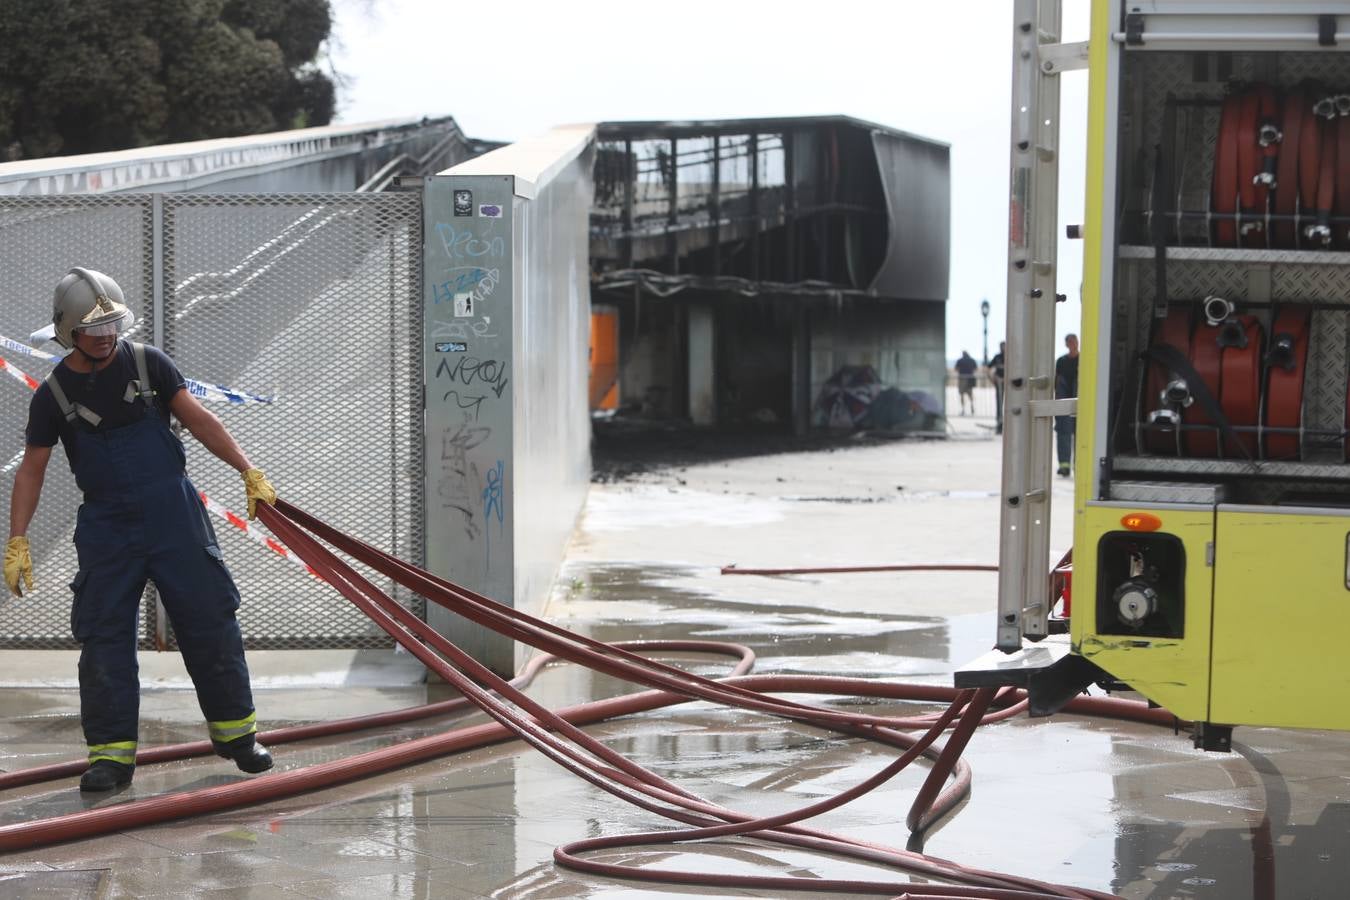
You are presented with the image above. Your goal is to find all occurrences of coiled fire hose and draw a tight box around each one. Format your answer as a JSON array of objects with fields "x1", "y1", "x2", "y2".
[{"x1": 0, "y1": 499, "x2": 1180, "y2": 899}]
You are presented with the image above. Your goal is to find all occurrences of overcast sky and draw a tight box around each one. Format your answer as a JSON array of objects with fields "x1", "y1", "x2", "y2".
[{"x1": 329, "y1": 0, "x2": 1091, "y2": 365}]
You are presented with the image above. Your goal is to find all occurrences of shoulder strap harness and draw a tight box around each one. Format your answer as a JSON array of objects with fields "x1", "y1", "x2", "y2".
[
  {"x1": 45, "y1": 342, "x2": 156, "y2": 429},
  {"x1": 125, "y1": 341, "x2": 155, "y2": 405}
]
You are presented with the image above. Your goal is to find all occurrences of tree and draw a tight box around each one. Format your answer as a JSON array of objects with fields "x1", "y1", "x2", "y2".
[{"x1": 0, "y1": 0, "x2": 336, "y2": 160}]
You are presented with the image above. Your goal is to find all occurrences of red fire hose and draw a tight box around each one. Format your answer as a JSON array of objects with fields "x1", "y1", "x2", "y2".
[
  {"x1": 1314, "y1": 114, "x2": 1337, "y2": 246},
  {"x1": 1236, "y1": 88, "x2": 1267, "y2": 248},
  {"x1": 1184, "y1": 321, "x2": 1223, "y2": 456},
  {"x1": 1218, "y1": 314, "x2": 1263, "y2": 458},
  {"x1": 722, "y1": 563, "x2": 998, "y2": 576},
  {"x1": 1299, "y1": 94, "x2": 1323, "y2": 248},
  {"x1": 1265, "y1": 306, "x2": 1310, "y2": 460},
  {"x1": 1213, "y1": 92, "x2": 1241, "y2": 247},
  {"x1": 0, "y1": 500, "x2": 1180, "y2": 899},
  {"x1": 1273, "y1": 89, "x2": 1303, "y2": 249}
]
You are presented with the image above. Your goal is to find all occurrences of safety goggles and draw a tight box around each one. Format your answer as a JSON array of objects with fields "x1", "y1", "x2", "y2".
[{"x1": 74, "y1": 321, "x2": 123, "y2": 337}]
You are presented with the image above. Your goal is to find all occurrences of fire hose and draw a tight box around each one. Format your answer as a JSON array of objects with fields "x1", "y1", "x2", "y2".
[
  {"x1": 1141, "y1": 84, "x2": 1350, "y2": 459},
  {"x1": 722, "y1": 563, "x2": 999, "y2": 576},
  {"x1": 0, "y1": 499, "x2": 1182, "y2": 898}
]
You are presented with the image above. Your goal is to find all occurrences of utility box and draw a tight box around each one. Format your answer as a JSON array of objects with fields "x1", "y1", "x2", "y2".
[{"x1": 421, "y1": 128, "x2": 595, "y2": 677}]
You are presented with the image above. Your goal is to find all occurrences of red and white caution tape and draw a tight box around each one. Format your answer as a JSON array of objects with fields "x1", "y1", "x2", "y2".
[
  {"x1": 1, "y1": 334, "x2": 274, "y2": 405},
  {"x1": 0, "y1": 356, "x2": 40, "y2": 391},
  {"x1": 199, "y1": 492, "x2": 322, "y2": 581},
  {"x1": 1, "y1": 355, "x2": 40, "y2": 474}
]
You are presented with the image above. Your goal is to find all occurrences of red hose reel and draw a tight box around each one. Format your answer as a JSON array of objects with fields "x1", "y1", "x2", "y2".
[
  {"x1": 1211, "y1": 83, "x2": 1348, "y2": 249},
  {"x1": 1142, "y1": 302, "x2": 1309, "y2": 460},
  {"x1": 1141, "y1": 80, "x2": 1346, "y2": 459}
]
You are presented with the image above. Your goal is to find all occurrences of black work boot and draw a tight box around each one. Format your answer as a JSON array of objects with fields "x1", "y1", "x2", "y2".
[
  {"x1": 79, "y1": 760, "x2": 134, "y2": 792},
  {"x1": 214, "y1": 736, "x2": 274, "y2": 774}
]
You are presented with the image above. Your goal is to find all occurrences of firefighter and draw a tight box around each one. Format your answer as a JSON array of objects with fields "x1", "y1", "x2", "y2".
[{"x1": 3, "y1": 268, "x2": 277, "y2": 792}]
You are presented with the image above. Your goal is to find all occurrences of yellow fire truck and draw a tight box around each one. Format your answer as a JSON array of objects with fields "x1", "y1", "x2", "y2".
[{"x1": 960, "y1": 0, "x2": 1350, "y2": 750}]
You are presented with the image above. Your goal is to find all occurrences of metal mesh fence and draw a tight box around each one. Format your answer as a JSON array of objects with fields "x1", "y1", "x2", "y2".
[
  {"x1": 0, "y1": 193, "x2": 424, "y2": 649},
  {"x1": 0, "y1": 196, "x2": 154, "y2": 648}
]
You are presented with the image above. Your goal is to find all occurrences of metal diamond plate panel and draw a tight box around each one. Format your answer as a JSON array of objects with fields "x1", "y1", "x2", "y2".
[
  {"x1": 1121, "y1": 246, "x2": 1350, "y2": 266},
  {"x1": 1136, "y1": 54, "x2": 1191, "y2": 157},
  {"x1": 1278, "y1": 53, "x2": 1350, "y2": 85},
  {"x1": 1271, "y1": 264, "x2": 1350, "y2": 300},
  {"x1": 162, "y1": 194, "x2": 424, "y2": 649},
  {"x1": 1114, "y1": 455, "x2": 1350, "y2": 481},
  {"x1": 1121, "y1": 247, "x2": 1350, "y2": 305},
  {"x1": 1129, "y1": 258, "x2": 1247, "y2": 304},
  {"x1": 1173, "y1": 100, "x2": 1220, "y2": 247},
  {"x1": 1305, "y1": 310, "x2": 1347, "y2": 461},
  {"x1": 1109, "y1": 480, "x2": 1227, "y2": 504},
  {"x1": 0, "y1": 193, "x2": 424, "y2": 650}
]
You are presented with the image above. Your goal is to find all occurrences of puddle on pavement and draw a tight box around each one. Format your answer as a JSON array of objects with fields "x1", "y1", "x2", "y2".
[
  {"x1": 583, "y1": 486, "x2": 784, "y2": 531},
  {"x1": 554, "y1": 563, "x2": 954, "y2": 676}
]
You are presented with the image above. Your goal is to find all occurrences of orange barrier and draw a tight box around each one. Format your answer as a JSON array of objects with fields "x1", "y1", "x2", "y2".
[{"x1": 589, "y1": 307, "x2": 619, "y2": 410}]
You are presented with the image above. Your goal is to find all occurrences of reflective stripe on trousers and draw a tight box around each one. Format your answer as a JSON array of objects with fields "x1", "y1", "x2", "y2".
[
  {"x1": 208, "y1": 711, "x2": 258, "y2": 745},
  {"x1": 87, "y1": 740, "x2": 137, "y2": 766}
]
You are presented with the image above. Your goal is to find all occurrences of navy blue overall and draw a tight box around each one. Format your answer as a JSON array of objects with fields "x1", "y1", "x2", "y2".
[{"x1": 67, "y1": 397, "x2": 256, "y2": 765}]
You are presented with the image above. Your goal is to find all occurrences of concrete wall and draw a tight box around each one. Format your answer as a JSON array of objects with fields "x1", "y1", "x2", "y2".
[
  {"x1": 422, "y1": 126, "x2": 596, "y2": 675},
  {"x1": 688, "y1": 306, "x2": 716, "y2": 425},
  {"x1": 610, "y1": 298, "x2": 947, "y2": 427},
  {"x1": 617, "y1": 301, "x2": 682, "y2": 417},
  {"x1": 508, "y1": 136, "x2": 595, "y2": 674}
]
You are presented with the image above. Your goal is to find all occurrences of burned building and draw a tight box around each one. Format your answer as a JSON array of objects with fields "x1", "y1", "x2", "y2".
[{"x1": 590, "y1": 116, "x2": 950, "y2": 433}]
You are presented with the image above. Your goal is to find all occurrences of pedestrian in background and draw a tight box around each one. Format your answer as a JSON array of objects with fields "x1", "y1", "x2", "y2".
[
  {"x1": 955, "y1": 351, "x2": 978, "y2": 415},
  {"x1": 987, "y1": 341, "x2": 1006, "y2": 434},
  {"x1": 1055, "y1": 333, "x2": 1080, "y2": 477},
  {"x1": 4, "y1": 268, "x2": 278, "y2": 792}
]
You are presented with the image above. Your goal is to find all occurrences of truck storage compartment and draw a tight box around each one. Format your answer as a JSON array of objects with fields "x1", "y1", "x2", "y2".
[{"x1": 1104, "y1": 48, "x2": 1350, "y2": 502}]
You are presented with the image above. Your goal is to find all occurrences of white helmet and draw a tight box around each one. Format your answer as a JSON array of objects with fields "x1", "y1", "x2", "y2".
[{"x1": 51, "y1": 268, "x2": 134, "y2": 349}]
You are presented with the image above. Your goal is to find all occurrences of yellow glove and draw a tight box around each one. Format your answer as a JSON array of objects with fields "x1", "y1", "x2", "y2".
[
  {"x1": 242, "y1": 468, "x2": 277, "y2": 520},
  {"x1": 5, "y1": 536, "x2": 33, "y2": 598}
]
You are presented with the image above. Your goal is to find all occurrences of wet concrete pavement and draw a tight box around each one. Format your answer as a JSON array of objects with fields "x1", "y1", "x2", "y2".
[{"x1": 1, "y1": 423, "x2": 1348, "y2": 898}]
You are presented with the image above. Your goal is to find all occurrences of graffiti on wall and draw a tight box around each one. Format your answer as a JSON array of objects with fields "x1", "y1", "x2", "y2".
[{"x1": 426, "y1": 187, "x2": 512, "y2": 578}]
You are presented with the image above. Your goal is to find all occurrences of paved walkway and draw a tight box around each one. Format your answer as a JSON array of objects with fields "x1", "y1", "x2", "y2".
[{"x1": 0, "y1": 432, "x2": 1346, "y2": 898}]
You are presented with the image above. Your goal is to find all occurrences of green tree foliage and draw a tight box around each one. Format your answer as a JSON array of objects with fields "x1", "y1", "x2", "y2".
[{"x1": 0, "y1": 0, "x2": 336, "y2": 160}]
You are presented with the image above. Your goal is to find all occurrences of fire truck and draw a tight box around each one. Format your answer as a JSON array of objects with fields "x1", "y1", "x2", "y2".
[{"x1": 960, "y1": 0, "x2": 1350, "y2": 750}]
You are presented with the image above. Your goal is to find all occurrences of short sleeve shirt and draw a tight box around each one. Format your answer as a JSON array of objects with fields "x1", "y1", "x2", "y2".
[{"x1": 25, "y1": 341, "x2": 187, "y2": 468}]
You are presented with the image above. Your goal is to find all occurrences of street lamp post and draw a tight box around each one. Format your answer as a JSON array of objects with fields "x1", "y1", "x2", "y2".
[{"x1": 980, "y1": 298, "x2": 991, "y2": 365}]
